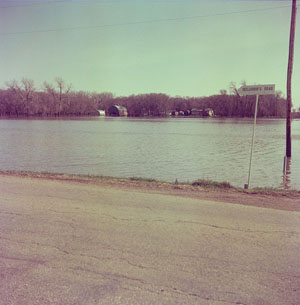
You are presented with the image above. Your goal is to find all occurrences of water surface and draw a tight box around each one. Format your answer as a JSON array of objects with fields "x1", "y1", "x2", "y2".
[{"x1": 0, "y1": 117, "x2": 299, "y2": 189}]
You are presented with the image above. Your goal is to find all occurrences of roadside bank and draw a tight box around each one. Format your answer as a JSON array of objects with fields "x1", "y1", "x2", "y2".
[{"x1": 0, "y1": 170, "x2": 299, "y2": 212}]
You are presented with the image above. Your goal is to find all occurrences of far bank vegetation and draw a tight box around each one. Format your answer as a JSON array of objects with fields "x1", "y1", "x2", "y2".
[{"x1": 0, "y1": 78, "x2": 290, "y2": 118}]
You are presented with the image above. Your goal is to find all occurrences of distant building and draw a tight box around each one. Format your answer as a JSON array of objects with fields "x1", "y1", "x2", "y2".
[
  {"x1": 170, "y1": 110, "x2": 179, "y2": 116},
  {"x1": 97, "y1": 110, "x2": 106, "y2": 116},
  {"x1": 108, "y1": 105, "x2": 128, "y2": 117},
  {"x1": 191, "y1": 108, "x2": 214, "y2": 117},
  {"x1": 191, "y1": 108, "x2": 204, "y2": 116},
  {"x1": 205, "y1": 108, "x2": 214, "y2": 117}
]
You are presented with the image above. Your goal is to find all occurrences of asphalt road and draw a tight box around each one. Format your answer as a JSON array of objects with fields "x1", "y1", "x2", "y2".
[{"x1": 0, "y1": 175, "x2": 300, "y2": 305}]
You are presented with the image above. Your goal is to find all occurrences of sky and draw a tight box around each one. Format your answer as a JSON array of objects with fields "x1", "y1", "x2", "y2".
[{"x1": 0, "y1": 0, "x2": 300, "y2": 107}]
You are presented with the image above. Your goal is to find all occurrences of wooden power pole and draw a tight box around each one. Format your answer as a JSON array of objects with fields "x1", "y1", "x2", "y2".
[{"x1": 286, "y1": 0, "x2": 297, "y2": 158}]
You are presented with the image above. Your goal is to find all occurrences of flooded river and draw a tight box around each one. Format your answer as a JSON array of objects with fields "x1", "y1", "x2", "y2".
[{"x1": 0, "y1": 117, "x2": 299, "y2": 189}]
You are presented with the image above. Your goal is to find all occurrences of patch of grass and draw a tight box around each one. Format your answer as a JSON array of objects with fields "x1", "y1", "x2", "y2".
[
  {"x1": 129, "y1": 177, "x2": 158, "y2": 183},
  {"x1": 191, "y1": 179, "x2": 233, "y2": 189}
]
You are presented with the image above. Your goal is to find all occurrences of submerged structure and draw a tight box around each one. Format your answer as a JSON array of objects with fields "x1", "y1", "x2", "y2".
[
  {"x1": 108, "y1": 105, "x2": 128, "y2": 117},
  {"x1": 97, "y1": 110, "x2": 106, "y2": 116},
  {"x1": 191, "y1": 108, "x2": 214, "y2": 117}
]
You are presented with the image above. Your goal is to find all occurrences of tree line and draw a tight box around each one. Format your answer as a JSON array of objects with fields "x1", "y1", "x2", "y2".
[{"x1": 0, "y1": 78, "x2": 288, "y2": 118}]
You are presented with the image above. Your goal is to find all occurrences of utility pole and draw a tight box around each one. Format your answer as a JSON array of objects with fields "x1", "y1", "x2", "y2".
[{"x1": 286, "y1": 0, "x2": 297, "y2": 158}]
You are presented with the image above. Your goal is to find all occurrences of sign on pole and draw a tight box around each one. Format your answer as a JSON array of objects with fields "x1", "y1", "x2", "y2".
[
  {"x1": 239, "y1": 84, "x2": 276, "y2": 189},
  {"x1": 238, "y1": 84, "x2": 275, "y2": 96}
]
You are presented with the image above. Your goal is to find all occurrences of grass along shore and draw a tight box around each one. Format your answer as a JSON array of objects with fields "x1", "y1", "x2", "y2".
[{"x1": 0, "y1": 170, "x2": 298, "y2": 197}]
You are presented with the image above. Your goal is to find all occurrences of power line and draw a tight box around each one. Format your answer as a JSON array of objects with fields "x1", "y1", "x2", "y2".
[
  {"x1": 0, "y1": 0, "x2": 294, "y2": 9},
  {"x1": 0, "y1": 0, "x2": 228, "y2": 9},
  {"x1": 0, "y1": 0, "x2": 70, "y2": 9},
  {"x1": 0, "y1": 5, "x2": 294, "y2": 36}
]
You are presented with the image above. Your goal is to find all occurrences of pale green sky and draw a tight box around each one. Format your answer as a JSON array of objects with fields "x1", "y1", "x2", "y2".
[{"x1": 0, "y1": 0, "x2": 299, "y2": 107}]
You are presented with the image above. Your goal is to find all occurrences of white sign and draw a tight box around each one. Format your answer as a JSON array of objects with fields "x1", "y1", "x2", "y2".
[{"x1": 238, "y1": 84, "x2": 275, "y2": 96}]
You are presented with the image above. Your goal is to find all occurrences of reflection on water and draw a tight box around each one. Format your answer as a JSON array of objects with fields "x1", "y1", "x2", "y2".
[
  {"x1": 281, "y1": 157, "x2": 292, "y2": 190},
  {"x1": 0, "y1": 117, "x2": 299, "y2": 189}
]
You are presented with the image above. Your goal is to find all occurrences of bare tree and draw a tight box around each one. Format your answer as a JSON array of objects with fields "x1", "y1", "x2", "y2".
[
  {"x1": 22, "y1": 78, "x2": 35, "y2": 116},
  {"x1": 55, "y1": 77, "x2": 71, "y2": 116},
  {"x1": 229, "y1": 82, "x2": 240, "y2": 96},
  {"x1": 6, "y1": 78, "x2": 35, "y2": 116},
  {"x1": 43, "y1": 81, "x2": 56, "y2": 115},
  {"x1": 43, "y1": 78, "x2": 71, "y2": 116}
]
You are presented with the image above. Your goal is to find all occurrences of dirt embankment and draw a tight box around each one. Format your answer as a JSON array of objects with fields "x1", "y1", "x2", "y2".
[{"x1": 1, "y1": 170, "x2": 299, "y2": 212}]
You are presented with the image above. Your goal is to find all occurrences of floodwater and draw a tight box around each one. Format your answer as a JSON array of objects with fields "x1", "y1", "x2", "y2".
[{"x1": 0, "y1": 117, "x2": 299, "y2": 189}]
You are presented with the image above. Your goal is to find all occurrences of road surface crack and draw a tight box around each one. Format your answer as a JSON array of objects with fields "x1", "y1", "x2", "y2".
[
  {"x1": 0, "y1": 236, "x2": 70, "y2": 255},
  {"x1": 0, "y1": 254, "x2": 45, "y2": 264},
  {"x1": 175, "y1": 220, "x2": 300, "y2": 236}
]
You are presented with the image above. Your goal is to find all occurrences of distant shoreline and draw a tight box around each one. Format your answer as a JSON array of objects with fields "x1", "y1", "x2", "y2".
[{"x1": 0, "y1": 115, "x2": 293, "y2": 119}]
